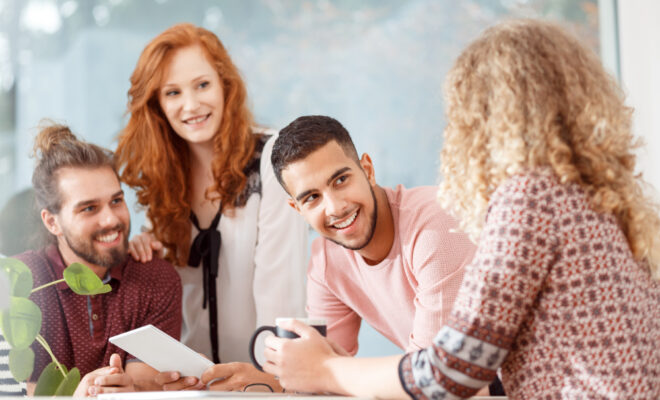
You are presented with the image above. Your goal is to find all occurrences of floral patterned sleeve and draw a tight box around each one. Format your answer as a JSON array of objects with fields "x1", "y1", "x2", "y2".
[{"x1": 398, "y1": 173, "x2": 560, "y2": 399}]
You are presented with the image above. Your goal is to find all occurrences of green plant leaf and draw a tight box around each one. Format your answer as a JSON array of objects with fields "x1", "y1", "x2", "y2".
[
  {"x1": 34, "y1": 362, "x2": 68, "y2": 396},
  {"x1": 0, "y1": 297, "x2": 42, "y2": 349},
  {"x1": 8, "y1": 347, "x2": 34, "y2": 382},
  {"x1": 54, "y1": 367, "x2": 81, "y2": 396},
  {"x1": 0, "y1": 257, "x2": 33, "y2": 298},
  {"x1": 63, "y1": 262, "x2": 112, "y2": 295}
]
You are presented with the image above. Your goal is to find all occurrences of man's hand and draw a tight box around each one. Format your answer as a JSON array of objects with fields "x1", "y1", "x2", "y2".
[
  {"x1": 201, "y1": 362, "x2": 282, "y2": 392},
  {"x1": 154, "y1": 371, "x2": 205, "y2": 391},
  {"x1": 262, "y1": 319, "x2": 344, "y2": 393},
  {"x1": 128, "y1": 232, "x2": 163, "y2": 263},
  {"x1": 73, "y1": 354, "x2": 135, "y2": 397}
]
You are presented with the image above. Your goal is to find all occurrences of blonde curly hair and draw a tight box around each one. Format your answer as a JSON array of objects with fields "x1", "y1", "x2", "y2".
[{"x1": 438, "y1": 19, "x2": 660, "y2": 279}]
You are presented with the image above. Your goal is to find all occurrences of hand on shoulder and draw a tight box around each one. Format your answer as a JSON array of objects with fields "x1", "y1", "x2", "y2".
[{"x1": 128, "y1": 232, "x2": 164, "y2": 263}]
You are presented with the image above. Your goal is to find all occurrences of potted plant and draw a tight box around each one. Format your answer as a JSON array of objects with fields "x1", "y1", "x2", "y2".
[{"x1": 0, "y1": 257, "x2": 111, "y2": 396}]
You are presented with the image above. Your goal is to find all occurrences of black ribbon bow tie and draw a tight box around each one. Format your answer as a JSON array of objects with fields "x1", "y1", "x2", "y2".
[
  {"x1": 188, "y1": 211, "x2": 222, "y2": 309},
  {"x1": 187, "y1": 210, "x2": 222, "y2": 364}
]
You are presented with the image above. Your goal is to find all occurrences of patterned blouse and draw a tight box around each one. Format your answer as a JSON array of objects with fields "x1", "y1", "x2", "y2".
[{"x1": 399, "y1": 171, "x2": 660, "y2": 399}]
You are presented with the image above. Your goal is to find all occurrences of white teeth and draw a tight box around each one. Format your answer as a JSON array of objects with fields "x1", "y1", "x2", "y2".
[
  {"x1": 97, "y1": 232, "x2": 119, "y2": 243},
  {"x1": 333, "y1": 211, "x2": 357, "y2": 229},
  {"x1": 185, "y1": 115, "x2": 208, "y2": 124}
]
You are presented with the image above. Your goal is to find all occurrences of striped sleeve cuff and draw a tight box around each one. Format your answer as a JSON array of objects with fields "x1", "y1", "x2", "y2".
[
  {"x1": 398, "y1": 353, "x2": 418, "y2": 400},
  {"x1": 397, "y1": 325, "x2": 509, "y2": 400}
]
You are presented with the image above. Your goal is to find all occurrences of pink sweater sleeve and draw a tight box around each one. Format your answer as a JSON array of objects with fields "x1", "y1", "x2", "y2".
[
  {"x1": 306, "y1": 240, "x2": 362, "y2": 355},
  {"x1": 404, "y1": 205, "x2": 475, "y2": 352}
]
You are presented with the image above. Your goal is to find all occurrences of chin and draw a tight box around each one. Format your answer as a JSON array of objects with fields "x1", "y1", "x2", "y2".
[{"x1": 190, "y1": 134, "x2": 215, "y2": 145}]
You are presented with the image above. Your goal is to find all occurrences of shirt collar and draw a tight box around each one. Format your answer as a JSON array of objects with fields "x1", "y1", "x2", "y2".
[{"x1": 45, "y1": 244, "x2": 125, "y2": 291}]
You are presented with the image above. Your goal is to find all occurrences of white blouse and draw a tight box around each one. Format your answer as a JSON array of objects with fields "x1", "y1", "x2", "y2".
[{"x1": 176, "y1": 133, "x2": 308, "y2": 362}]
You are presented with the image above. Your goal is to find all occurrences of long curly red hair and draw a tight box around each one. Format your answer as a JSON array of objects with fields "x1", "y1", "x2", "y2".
[{"x1": 115, "y1": 23, "x2": 255, "y2": 266}]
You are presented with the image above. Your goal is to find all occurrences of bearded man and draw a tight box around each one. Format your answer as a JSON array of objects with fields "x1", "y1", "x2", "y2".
[
  {"x1": 269, "y1": 115, "x2": 476, "y2": 355},
  {"x1": 13, "y1": 123, "x2": 181, "y2": 397}
]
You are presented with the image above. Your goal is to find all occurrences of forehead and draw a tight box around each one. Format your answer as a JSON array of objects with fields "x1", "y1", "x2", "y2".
[
  {"x1": 56, "y1": 167, "x2": 121, "y2": 209},
  {"x1": 282, "y1": 141, "x2": 358, "y2": 195},
  {"x1": 162, "y1": 45, "x2": 217, "y2": 84}
]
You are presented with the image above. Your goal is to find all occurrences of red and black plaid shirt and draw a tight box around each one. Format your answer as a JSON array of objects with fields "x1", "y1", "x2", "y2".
[{"x1": 15, "y1": 245, "x2": 182, "y2": 380}]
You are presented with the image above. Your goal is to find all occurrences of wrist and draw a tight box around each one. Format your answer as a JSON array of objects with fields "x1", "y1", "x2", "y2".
[{"x1": 319, "y1": 354, "x2": 347, "y2": 395}]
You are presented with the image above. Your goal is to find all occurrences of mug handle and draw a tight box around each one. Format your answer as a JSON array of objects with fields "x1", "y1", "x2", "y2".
[{"x1": 248, "y1": 325, "x2": 277, "y2": 372}]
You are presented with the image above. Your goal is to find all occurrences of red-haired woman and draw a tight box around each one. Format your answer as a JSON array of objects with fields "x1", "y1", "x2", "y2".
[{"x1": 115, "y1": 23, "x2": 306, "y2": 392}]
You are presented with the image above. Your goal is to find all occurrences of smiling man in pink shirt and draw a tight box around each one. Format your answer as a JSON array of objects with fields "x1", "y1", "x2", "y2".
[{"x1": 270, "y1": 115, "x2": 476, "y2": 355}]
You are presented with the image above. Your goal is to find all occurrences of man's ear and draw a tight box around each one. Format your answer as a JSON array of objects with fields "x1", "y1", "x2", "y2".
[
  {"x1": 281, "y1": 171, "x2": 301, "y2": 213},
  {"x1": 41, "y1": 209, "x2": 62, "y2": 237},
  {"x1": 359, "y1": 153, "x2": 376, "y2": 186},
  {"x1": 287, "y1": 197, "x2": 301, "y2": 213}
]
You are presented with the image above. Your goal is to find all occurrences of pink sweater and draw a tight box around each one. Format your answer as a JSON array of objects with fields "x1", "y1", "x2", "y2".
[
  {"x1": 307, "y1": 185, "x2": 476, "y2": 354},
  {"x1": 400, "y1": 171, "x2": 660, "y2": 399}
]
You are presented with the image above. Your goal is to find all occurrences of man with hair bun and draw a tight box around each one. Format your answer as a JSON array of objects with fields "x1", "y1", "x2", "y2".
[{"x1": 13, "y1": 123, "x2": 182, "y2": 397}]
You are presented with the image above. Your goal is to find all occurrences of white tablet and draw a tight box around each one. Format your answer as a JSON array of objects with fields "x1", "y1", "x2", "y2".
[{"x1": 109, "y1": 324, "x2": 214, "y2": 378}]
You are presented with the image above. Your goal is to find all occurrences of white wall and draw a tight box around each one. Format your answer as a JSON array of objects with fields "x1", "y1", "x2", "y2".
[{"x1": 618, "y1": 0, "x2": 660, "y2": 198}]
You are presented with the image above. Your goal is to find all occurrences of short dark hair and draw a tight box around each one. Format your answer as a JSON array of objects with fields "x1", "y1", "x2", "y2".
[
  {"x1": 32, "y1": 122, "x2": 117, "y2": 215},
  {"x1": 271, "y1": 115, "x2": 359, "y2": 191}
]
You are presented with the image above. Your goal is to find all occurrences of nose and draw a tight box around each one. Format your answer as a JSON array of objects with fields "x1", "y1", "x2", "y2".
[
  {"x1": 99, "y1": 206, "x2": 121, "y2": 228},
  {"x1": 182, "y1": 91, "x2": 200, "y2": 112},
  {"x1": 325, "y1": 194, "x2": 348, "y2": 217}
]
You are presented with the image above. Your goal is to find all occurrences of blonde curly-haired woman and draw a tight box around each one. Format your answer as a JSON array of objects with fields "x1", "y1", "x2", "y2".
[{"x1": 262, "y1": 19, "x2": 660, "y2": 400}]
